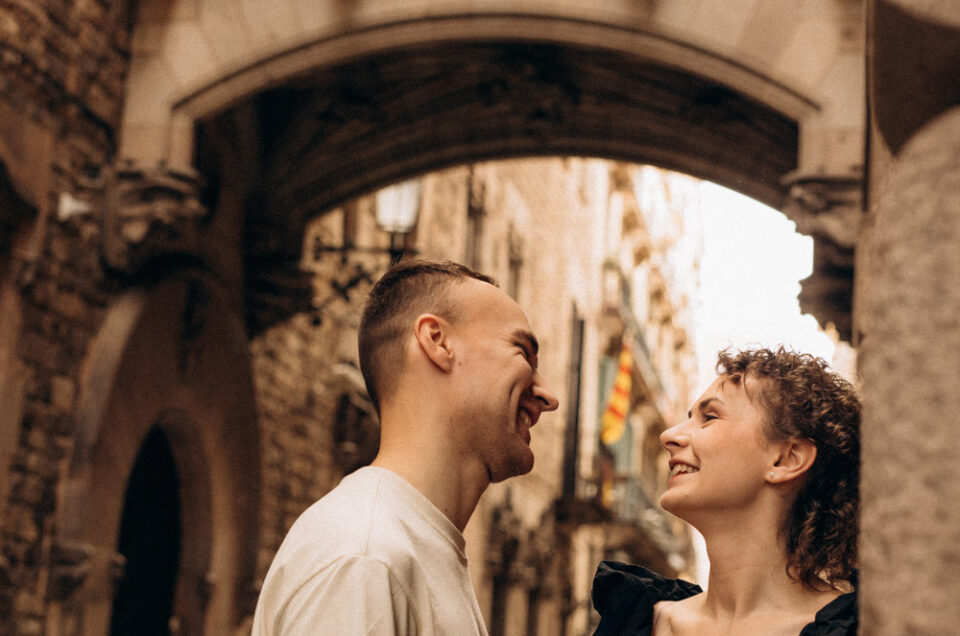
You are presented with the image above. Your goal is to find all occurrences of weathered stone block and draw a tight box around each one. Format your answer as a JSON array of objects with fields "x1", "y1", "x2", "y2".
[
  {"x1": 49, "y1": 376, "x2": 74, "y2": 412},
  {"x1": 49, "y1": 291, "x2": 86, "y2": 321},
  {"x1": 3, "y1": 503, "x2": 39, "y2": 546},
  {"x1": 9, "y1": 474, "x2": 44, "y2": 509}
]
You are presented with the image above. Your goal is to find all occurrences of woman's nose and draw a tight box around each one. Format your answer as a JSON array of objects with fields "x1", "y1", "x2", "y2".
[{"x1": 660, "y1": 419, "x2": 691, "y2": 449}]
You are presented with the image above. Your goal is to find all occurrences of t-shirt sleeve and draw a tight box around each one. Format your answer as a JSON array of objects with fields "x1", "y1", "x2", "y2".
[{"x1": 273, "y1": 556, "x2": 420, "y2": 635}]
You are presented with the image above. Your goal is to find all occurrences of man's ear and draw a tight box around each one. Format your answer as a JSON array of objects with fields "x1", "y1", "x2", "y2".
[
  {"x1": 414, "y1": 314, "x2": 455, "y2": 373},
  {"x1": 768, "y1": 438, "x2": 817, "y2": 484}
]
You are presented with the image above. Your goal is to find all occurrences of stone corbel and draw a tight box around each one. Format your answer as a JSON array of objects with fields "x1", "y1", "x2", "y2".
[
  {"x1": 780, "y1": 171, "x2": 863, "y2": 249},
  {"x1": 780, "y1": 172, "x2": 864, "y2": 342},
  {"x1": 48, "y1": 541, "x2": 95, "y2": 601},
  {"x1": 101, "y1": 161, "x2": 208, "y2": 276}
]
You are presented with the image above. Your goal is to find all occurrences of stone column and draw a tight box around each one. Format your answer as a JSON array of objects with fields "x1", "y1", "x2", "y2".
[
  {"x1": 859, "y1": 2, "x2": 960, "y2": 632},
  {"x1": 859, "y1": 106, "x2": 960, "y2": 632}
]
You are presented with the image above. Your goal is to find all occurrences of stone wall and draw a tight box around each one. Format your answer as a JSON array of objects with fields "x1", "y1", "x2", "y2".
[
  {"x1": 0, "y1": 212, "x2": 108, "y2": 633},
  {"x1": 0, "y1": 0, "x2": 130, "y2": 136},
  {"x1": 0, "y1": 3, "x2": 172, "y2": 630},
  {"x1": 250, "y1": 313, "x2": 368, "y2": 580}
]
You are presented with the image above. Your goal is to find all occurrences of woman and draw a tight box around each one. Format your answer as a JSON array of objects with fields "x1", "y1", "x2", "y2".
[{"x1": 591, "y1": 347, "x2": 859, "y2": 635}]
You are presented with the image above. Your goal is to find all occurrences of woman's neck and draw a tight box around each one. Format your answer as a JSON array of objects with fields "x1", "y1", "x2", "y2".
[
  {"x1": 701, "y1": 519, "x2": 788, "y2": 616},
  {"x1": 695, "y1": 510, "x2": 835, "y2": 622}
]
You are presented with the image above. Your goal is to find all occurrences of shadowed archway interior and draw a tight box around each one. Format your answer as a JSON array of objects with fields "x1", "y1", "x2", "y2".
[{"x1": 109, "y1": 426, "x2": 182, "y2": 636}]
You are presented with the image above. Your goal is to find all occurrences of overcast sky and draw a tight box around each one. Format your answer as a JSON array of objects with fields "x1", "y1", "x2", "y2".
[{"x1": 693, "y1": 181, "x2": 836, "y2": 393}]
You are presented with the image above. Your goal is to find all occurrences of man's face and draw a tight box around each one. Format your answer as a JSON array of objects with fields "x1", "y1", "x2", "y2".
[{"x1": 448, "y1": 279, "x2": 559, "y2": 482}]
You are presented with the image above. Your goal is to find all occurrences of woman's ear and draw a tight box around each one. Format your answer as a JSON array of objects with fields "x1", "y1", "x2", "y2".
[
  {"x1": 768, "y1": 438, "x2": 817, "y2": 484},
  {"x1": 414, "y1": 314, "x2": 455, "y2": 373}
]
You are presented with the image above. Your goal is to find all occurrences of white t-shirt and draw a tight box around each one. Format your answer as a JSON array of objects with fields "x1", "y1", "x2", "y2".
[{"x1": 252, "y1": 466, "x2": 489, "y2": 635}]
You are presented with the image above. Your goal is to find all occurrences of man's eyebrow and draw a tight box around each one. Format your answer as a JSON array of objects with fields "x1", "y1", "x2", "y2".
[
  {"x1": 688, "y1": 396, "x2": 722, "y2": 419},
  {"x1": 512, "y1": 330, "x2": 539, "y2": 356}
]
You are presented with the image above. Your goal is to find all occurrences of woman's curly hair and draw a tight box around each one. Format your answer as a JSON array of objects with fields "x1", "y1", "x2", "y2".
[{"x1": 716, "y1": 347, "x2": 860, "y2": 590}]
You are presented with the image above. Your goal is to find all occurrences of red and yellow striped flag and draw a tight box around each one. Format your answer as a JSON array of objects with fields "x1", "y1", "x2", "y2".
[{"x1": 601, "y1": 341, "x2": 632, "y2": 445}]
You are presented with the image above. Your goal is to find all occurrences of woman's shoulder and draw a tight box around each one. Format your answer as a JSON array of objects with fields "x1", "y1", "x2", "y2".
[
  {"x1": 591, "y1": 561, "x2": 703, "y2": 636},
  {"x1": 799, "y1": 590, "x2": 858, "y2": 636}
]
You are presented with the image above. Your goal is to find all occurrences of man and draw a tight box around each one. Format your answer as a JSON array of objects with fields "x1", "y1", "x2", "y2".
[{"x1": 252, "y1": 258, "x2": 559, "y2": 635}]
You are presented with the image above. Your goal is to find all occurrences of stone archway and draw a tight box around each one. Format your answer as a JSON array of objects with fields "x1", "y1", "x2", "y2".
[
  {"x1": 122, "y1": 3, "x2": 854, "y2": 175},
  {"x1": 122, "y1": 5, "x2": 863, "y2": 340},
  {"x1": 50, "y1": 273, "x2": 260, "y2": 635},
  {"x1": 191, "y1": 36, "x2": 812, "y2": 336}
]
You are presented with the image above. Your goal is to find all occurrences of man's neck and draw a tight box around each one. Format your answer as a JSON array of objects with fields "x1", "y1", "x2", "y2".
[{"x1": 372, "y1": 439, "x2": 489, "y2": 533}]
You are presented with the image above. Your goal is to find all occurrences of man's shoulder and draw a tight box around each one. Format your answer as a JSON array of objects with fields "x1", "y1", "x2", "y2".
[
  {"x1": 272, "y1": 468, "x2": 421, "y2": 565},
  {"x1": 253, "y1": 554, "x2": 421, "y2": 636}
]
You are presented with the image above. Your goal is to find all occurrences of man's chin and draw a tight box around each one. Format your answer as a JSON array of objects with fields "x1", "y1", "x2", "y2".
[{"x1": 491, "y1": 451, "x2": 534, "y2": 483}]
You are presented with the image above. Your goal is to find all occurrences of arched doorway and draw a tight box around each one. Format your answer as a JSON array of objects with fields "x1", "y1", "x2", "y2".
[
  {"x1": 52, "y1": 274, "x2": 261, "y2": 635},
  {"x1": 110, "y1": 426, "x2": 182, "y2": 636}
]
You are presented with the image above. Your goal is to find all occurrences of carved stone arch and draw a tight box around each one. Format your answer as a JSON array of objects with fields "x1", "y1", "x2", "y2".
[
  {"x1": 189, "y1": 28, "x2": 815, "y2": 333},
  {"x1": 193, "y1": 35, "x2": 808, "y2": 214},
  {"x1": 52, "y1": 271, "x2": 261, "y2": 634},
  {"x1": 125, "y1": 7, "x2": 861, "y2": 336}
]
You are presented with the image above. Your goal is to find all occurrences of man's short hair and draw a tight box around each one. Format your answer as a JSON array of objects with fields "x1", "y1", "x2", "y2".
[{"x1": 358, "y1": 258, "x2": 495, "y2": 415}]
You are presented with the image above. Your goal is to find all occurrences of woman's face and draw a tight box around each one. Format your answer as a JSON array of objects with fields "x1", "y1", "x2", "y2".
[{"x1": 659, "y1": 374, "x2": 782, "y2": 521}]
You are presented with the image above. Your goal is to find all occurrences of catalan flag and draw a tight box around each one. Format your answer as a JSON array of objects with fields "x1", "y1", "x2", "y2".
[{"x1": 601, "y1": 341, "x2": 632, "y2": 446}]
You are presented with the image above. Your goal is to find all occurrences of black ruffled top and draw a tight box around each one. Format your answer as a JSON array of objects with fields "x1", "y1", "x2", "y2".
[{"x1": 591, "y1": 561, "x2": 857, "y2": 636}]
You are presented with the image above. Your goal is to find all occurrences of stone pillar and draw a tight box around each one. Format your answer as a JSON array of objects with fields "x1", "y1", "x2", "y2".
[
  {"x1": 859, "y1": 2, "x2": 960, "y2": 632},
  {"x1": 859, "y1": 106, "x2": 960, "y2": 632}
]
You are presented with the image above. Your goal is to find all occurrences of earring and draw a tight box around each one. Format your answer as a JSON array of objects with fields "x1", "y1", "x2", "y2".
[{"x1": 768, "y1": 471, "x2": 775, "y2": 478}]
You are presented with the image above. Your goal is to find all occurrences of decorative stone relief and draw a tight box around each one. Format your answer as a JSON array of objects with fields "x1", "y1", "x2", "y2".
[
  {"x1": 780, "y1": 171, "x2": 863, "y2": 249},
  {"x1": 47, "y1": 541, "x2": 93, "y2": 601},
  {"x1": 780, "y1": 172, "x2": 863, "y2": 341},
  {"x1": 101, "y1": 161, "x2": 208, "y2": 276}
]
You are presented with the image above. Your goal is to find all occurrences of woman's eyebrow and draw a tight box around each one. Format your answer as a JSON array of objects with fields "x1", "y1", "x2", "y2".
[{"x1": 688, "y1": 396, "x2": 723, "y2": 419}]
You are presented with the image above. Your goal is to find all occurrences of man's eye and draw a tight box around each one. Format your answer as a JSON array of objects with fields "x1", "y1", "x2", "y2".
[
  {"x1": 518, "y1": 347, "x2": 537, "y2": 369},
  {"x1": 703, "y1": 413, "x2": 718, "y2": 422}
]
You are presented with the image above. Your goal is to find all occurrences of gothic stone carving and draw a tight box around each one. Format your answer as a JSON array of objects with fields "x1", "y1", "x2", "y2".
[
  {"x1": 780, "y1": 172, "x2": 862, "y2": 249},
  {"x1": 780, "y1": 172, "x2": 863, "y2": 341},
  {"x1": 47, "y1": 541, "x2": 93, "y2": 601},
  {"x1": 102, "y1": 162, "x2": 207, "y2": 276}
]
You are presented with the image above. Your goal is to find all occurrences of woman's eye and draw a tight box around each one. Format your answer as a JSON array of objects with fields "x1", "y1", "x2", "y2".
[{"x1": 702, "y1": 413, "x2": 718, "y2": 422}]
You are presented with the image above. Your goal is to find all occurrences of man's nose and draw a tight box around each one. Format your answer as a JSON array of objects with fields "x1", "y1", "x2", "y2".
[{"x1": 532, "y1": 374, "x2": 559, "y2": 412}]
